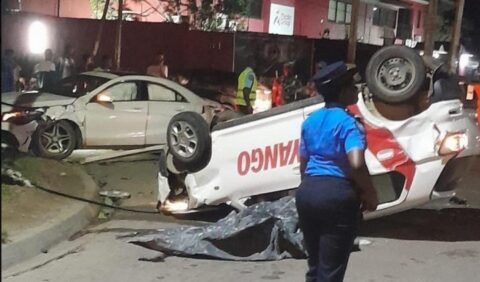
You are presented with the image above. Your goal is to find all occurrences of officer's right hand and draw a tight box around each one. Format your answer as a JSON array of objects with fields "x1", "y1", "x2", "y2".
[{"x1": 360, "y1": 190, "x2": 379, "y2": 212}]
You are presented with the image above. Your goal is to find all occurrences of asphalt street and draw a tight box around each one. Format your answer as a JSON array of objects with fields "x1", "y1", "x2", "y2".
[{"x1": 2, "y1": 153, "x2": 479, "y2": 282}]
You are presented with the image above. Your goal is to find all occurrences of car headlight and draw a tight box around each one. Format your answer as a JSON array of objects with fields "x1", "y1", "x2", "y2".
[
  {"x1": 2, "y1": 112, "x2": 22, "y2": 122},
  {"x1": 1, "y1": 111, "x2": 43, "y2": 125},
  {"x1": 438, "y1": 132, "x2": 468, "y2": 156}
]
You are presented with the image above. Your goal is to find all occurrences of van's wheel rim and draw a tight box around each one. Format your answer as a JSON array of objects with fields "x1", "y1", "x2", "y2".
[
  {"x1": 40, "y1": 123, "x2": 73, "y2": 154},
  {"x1": 170, "y1": 121, "x2": 198, "y2": 158},
  {"x1": 377, "y1": 57, "x2": 415, "y2": 93}
]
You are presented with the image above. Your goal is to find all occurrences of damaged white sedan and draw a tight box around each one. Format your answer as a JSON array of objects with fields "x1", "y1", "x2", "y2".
[{"x1": 1, "y1": 72, "x2": 221, "y2": 159}]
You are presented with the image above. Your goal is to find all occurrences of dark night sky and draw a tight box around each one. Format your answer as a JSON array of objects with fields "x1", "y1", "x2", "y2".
[{"x1": 462, "y1": 0, "x2": 480, "y2": 55}]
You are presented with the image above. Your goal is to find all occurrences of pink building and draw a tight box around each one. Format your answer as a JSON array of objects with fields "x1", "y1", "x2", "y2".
[{"x1": 3, "y1": 0, "x2": 427, "y2": 46}]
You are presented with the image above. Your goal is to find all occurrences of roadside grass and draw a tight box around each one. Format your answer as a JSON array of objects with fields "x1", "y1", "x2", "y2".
[
  {"x1": 1, "y1": 183, "x2": 14, "y2": 200},
  {"x1": 2, "y1": 184, "x2": 14, "y2": 244},
  {"x1": 1, "y1": 157, "x2": 38, "y2": 245},
  {"x1": 12, "y1": 157, "x2": 41, "y2": 181},
  {"x1": 2, "y1": 230, "x2": 9, "y2": 244}
]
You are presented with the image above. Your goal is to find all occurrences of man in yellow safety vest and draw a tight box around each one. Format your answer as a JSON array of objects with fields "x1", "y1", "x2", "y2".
[{"x1": 236, "y1": 67, "x2": 258, "y2": 114}]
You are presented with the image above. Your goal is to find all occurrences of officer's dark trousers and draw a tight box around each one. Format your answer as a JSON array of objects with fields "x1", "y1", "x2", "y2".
[{"x1": 296, "y1": 176, "x2": 360, "y2": 282}]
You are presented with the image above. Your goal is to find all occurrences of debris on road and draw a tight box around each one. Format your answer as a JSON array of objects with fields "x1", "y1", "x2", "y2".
[
  {"x1": 99, "y1": 190, "x2": 131, "y2": 200},
  {"x1": 98, "y1": 190, "x2": 131, "y2": 219},
  {"x1": 449, "y1": 196, "x2": 468, "y2": 206},
  {"x1": 138, "y1": 255, "x2": 166, "y2": 263},
  {"x1": 130, "y1": 196, "x2": 307, "y2": 261},
  {"x1": 1, "y1": 168, "x2": 33, "y2": 188}
]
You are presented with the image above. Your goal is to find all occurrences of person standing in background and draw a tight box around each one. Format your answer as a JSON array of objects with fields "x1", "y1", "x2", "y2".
[
  {"x1": 147, "y1": 51, "x2": 168, "y2": 78},
  {"x1": 57, "y1": 44, "x2": 76, "y2": 79},
  {"x1": 34, "y1": 49, "x2": 56, "y2": 73},
  {"x1": 235, "y1": 67, "x2": 257, "y2": 114},
  {"x1": 94, "y1": 55, "x2": 113, "y2": 72},
  {"x1": 1, "y1": 49, "x2": 18, "y2": 92},
  {"x1": 33, "y1": 49, "x2": 56, "y2": 89},
  {"x1": 80, "y1": 53, "x2": 95, "y2": 72}
]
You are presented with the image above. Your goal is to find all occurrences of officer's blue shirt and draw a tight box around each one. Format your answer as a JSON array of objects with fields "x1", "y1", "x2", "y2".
[{"x1": 299, "y1": 104, "x2": 366, "y2": 178}]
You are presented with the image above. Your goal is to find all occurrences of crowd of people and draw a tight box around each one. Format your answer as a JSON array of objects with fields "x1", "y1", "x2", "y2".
[
  {"x1": 0, "y1": 44, "x2": 174, "y2": 94},
  {"x1": 1, "y1": 44, "x2": 114, "y2": 93},
  {"x1": 1, "y1": 44, "x2": 321, "y2": 119}
]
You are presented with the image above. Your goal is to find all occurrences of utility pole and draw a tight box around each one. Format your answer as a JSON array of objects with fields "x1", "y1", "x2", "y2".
[
  {"x1": 448, "y1": 0, "x2": 465, "y2": 73},
  {"x1": 93, "y1": 0, "x2": 111, "y2": 57},
  {"x1": 114, "y1": 0, "x2": 123, "y2": 70},
  {"x1": 347, "y1": 0, "x2": 360, "y2": 64},
  {"x1": 423, "y1": 0, "x2": 438, "y2": 59}
]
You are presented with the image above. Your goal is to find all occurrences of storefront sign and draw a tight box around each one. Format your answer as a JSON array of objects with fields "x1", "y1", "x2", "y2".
[{"x1": 268, "y1": 3, "x2": 295, "y2": 36}]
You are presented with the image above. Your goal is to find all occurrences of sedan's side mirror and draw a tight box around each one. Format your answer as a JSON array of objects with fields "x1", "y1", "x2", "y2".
[{"x1": 96, "y1": 93, "x2": 113, "y2": 103}]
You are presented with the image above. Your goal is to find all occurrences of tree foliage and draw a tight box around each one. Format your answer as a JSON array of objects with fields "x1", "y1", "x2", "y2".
[
  {"x1": 436, "y1": 0, "x2": 478, "y2": 53},
  {"x1": 90, "y1": 0, "x2": 118, "y2": 19},
  {"x1": 89, "y1": 0, "x2": 254, "y2": 31}
]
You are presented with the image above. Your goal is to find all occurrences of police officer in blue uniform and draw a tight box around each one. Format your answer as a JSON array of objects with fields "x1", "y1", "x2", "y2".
[{"x1": 296, "y1": 62, "x2": 379, "y2": 282}]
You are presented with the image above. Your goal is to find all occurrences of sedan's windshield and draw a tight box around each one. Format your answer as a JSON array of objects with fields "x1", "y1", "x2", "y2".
[{"x1": 41, "y1": 75, "x2": 110, "y2": 98}]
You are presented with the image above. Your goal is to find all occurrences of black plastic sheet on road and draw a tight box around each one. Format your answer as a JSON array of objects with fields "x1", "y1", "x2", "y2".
[{"x1": 129, "y1": 196, "x2": 307, "y2": 261}]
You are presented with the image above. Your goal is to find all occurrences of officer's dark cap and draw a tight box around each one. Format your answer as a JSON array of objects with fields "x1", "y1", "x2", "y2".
[{"x1": 312, "y1": 61, "x2": 358, "y2": 86}]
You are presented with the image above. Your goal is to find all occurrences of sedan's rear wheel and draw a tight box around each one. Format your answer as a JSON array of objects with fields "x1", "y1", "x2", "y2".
[{"x1": 32, "y1": 120, "x2": 77, "y2": 159}]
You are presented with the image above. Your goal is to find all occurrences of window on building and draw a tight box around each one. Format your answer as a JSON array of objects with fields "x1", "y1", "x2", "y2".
[
  {"x1": 373, "y1": 7, "x2": 397, "y2": 29},
  {"x1": 328, "y1": 0, "x2": 352, "y2": 24},
  {"x1": 248, "y1": 0, "x2": 263, "y2": 19},
  {"x1": 336, "y1": 2, "x2": 346, "y2": 23},
  {"x1": 346, "y1": 4, "x2": 352, "y2": 24},
  {"x1": 328, "y1": 0, "x2": 337, "y2": 21},
  {"x1": 416, "y1": 10, "x2": 422, "y2": 28}
]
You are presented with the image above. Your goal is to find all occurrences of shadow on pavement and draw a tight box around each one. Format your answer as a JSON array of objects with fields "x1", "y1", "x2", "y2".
[
  {"x1": 359, "y1": 208, "x2": 480, "y2": 241},
  {"x1": 170, "y1": 204, "x2": 235, "y2": 223}
]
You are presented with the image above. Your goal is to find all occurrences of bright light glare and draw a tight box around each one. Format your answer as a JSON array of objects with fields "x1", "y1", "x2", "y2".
[
  {"x1": 28, "y1": 21, "x2": 48, "y2": 54},
  {"x1": 433, "y1": 52, "x2": 440, "y2": 59},
  {"x1": 441, "y1": 133, "x2": 468, "y2": 154},
  {"x1": 97, "y1": 93, "x2": 113, "y2": 102},
  {"x1": 163, "y1": 199, "x2": 189, "y2": 212},
  {"x1": 373, "y1": 7, "x2": 378, "y2": 11},
  {"x1": 459, "y1": 53, "x2": 473, "y2": 70}
]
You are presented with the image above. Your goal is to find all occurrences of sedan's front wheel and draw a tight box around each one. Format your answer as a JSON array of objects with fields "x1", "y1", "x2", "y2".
[{"x1": 32, "y1": 120, "x2": 77, "y2": 159}]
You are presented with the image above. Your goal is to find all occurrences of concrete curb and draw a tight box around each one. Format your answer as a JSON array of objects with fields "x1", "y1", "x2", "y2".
[{"x1": 1, "y1": 165, "x2": 100, "y2": 271}]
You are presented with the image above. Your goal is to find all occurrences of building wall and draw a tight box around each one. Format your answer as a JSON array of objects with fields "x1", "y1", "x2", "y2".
[
  {"x1": 410, "y1": 2, "x2": 425, "y2": 42},
  {"x1": 294, "y1": 1, "x2": 426, "y2": 45},
  {"x1": 7, "y1": 0, "x2": 426, "y2": 46},
  {"x1": 1, "y1": 13, "x2": 234, "y2": 73}
]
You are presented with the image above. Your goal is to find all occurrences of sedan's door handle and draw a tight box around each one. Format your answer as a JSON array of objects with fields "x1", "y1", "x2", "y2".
[{"x1": 130, "y1": 107, "x2": 144, "y2": 112}]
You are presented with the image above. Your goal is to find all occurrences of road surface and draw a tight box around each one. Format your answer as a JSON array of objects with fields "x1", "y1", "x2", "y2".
[{"x1": 2, "y1": 155, "x2": 479, "y2": 282}]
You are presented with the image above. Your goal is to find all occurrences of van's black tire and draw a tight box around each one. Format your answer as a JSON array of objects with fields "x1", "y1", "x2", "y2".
[
  {"x1": 366, "y1": 46, "x2": 426, "y2": 103},
  {"x1": 32, "y1": 120, "x2": 77, "y2": 160},
  {"x1": 167, "y1": 112, "x2": 212, "y2": 173}
]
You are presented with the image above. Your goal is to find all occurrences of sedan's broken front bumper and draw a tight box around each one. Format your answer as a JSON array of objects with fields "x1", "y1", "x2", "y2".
[{"x1": 1, "y1": 121, "x2": 38, "y2": 152}]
